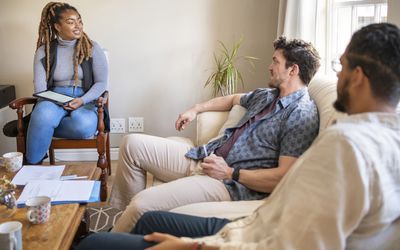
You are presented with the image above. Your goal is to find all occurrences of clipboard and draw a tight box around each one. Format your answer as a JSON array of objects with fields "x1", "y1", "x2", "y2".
[
  {"x1": 33, "y1": 90, "x2": 74, "y2": 105},
  {"x1": 16, "y1": 180, "x2": 101, "y2": 208}
]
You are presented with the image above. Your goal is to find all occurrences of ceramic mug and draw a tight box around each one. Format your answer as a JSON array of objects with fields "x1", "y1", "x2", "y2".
[
  {"x1": 26, "y1": 196, "x2": 51, "y2": 224},
  {"x1": 0, "y1": 221, "x2": 23, "y2": 250},
  {"x1": 0, "y1": 152, "x2": 23, "y2": 172}
]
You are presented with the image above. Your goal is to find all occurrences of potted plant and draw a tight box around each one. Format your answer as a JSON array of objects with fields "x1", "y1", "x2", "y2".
[{"x1": 204, "y1": 37, "x2": 257, "y2": 97}]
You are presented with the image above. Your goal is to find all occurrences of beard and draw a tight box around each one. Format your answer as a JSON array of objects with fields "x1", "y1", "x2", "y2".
[
  {"x1": 333, "y1": 77, "x2": 350, "y2": 113},
  {"x1": 268, "y1": 78, "x2": 281, "y2": 88}
]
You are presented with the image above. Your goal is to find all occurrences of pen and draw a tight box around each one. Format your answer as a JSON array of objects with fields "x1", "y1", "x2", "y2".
[
  {"x1": 60, "y1": 175, "x2": 76, "y2": 180},
  {"x1": 60, "y1": 175, "x2": 88, "y2": 180},
  {"x1": 71, "y1": 176, "x2": 88, "y2": 180},
  {"x1": 203, "y1": 144, "x2": 208, "y2": 157}
]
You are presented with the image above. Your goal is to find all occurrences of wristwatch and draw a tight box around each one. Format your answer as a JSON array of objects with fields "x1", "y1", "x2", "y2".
[{"x1": 232, "y1": 168, "x2": 240, "y2": 182}]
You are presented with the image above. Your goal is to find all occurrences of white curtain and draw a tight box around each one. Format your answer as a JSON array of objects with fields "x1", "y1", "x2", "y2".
[
  {"x1": 277, "y1": 0, "x2": 321, "y2": 45},
  {"x1": 277, "y1": 0, "x2": 328, "y2": 73}
]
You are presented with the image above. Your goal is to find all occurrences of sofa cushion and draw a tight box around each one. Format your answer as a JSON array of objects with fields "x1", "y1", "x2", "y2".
[
  {"x1": 170, "y1": 200, "x2": 264, "y2": 219},
  {"x1": 196, "y1": 111, "x2": 229, "y2": 146},
  {"x1": 206, "y1": 105, "x2": 247, "y2": 144},
  {"x1": 196, "y1": 105, "x2": 247, "y2": 146},
  {"x1": 308, "y1": 75, "x2": 347, "y2": 132}
]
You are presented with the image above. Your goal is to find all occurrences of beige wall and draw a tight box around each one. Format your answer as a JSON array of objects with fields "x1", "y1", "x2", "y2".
[
  {"x1": 388, "y1": 0, "x2": 400, "y2": 26},
  {"x1": 0, "y1": 0, "x2": 279, "y2": 147}
]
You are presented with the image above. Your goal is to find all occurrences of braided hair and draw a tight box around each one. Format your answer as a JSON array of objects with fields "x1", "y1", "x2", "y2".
[{"x1": 36, "y1": 2, "x2": 93, "y2": 86}]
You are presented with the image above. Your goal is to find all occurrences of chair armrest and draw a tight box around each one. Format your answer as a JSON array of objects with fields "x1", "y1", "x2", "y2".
[
  {"x1": 96, "y1": 91, "x2": 109, "y2": 108},
  {"x1": 9, "y1": 97, "x2": 38, "y2": 110},
  {"x1": 95, "y1": 91, "x2": 109, "y2": 133}
]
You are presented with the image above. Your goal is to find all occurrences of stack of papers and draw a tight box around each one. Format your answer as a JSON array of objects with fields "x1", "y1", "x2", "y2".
[
  {"x1": 12, "y1": 165, "x2": 100, "y2": 207},
  {"x1": 11, "y1": 165, "x2": 65, "y2": 185}
]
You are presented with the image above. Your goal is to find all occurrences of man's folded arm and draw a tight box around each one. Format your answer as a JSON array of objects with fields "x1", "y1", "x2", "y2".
[{"x1": 235, "y1": 155, "x2": 297, "y2": 193}]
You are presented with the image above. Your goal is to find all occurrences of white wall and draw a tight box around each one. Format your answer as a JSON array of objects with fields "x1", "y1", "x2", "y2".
[{"x1": 0, "y1": 0, "x2": 279, "y2": 147}]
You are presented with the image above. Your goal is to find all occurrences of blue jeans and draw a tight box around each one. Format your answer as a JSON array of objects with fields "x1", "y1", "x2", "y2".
[
  {"x1": 26, "y1": 87, "x2": 98, "y2": 164},
  {"x1": 76, "y1": 211, "x2": 231, "y2": 250}
]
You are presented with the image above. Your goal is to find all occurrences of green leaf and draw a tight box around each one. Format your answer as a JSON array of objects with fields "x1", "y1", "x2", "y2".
[{"x1": 204, "y1": 36, "x2": 257, "y2": 97}]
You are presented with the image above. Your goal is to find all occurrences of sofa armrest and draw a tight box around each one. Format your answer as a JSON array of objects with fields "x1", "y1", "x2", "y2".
[{"x1": 196, "y1": 111, "x2": 229, "y2": 146}]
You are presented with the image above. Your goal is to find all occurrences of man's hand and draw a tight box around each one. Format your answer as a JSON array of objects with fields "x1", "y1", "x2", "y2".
[
  {"x1": 201, "y1": 154, "x2": 233, "y2": 180},
  {"x1": 175, "y1": 108, "x2": 197, "y2": 131},
  {"x1": 144, "y1": 232, "x2": 192, "y2": 250},
  {"x1": 63, "y1": 98, "x2": 83, "y2": 110}
]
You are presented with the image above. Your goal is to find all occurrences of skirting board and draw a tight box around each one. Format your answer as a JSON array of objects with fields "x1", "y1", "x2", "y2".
[{"x1": 44, "y1": 147, "x2": 119, "y2": 162}]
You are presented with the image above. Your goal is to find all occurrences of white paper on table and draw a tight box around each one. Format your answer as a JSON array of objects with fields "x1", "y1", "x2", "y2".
[
  {"x1": 11, "y1": 165, "x2": 65, "y2": 185},
  {"x1": 17, "y1": 180, "x2": 95, "y2": 205}
]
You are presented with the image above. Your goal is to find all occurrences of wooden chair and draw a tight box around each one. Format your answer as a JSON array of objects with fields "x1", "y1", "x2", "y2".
[{"x1": 9, "y1": 91, "x2": 110, "y2": 201}]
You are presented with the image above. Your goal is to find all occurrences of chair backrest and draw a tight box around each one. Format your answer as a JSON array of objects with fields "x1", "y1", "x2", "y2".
[{"x1": 103, "y1": 49, "x2": 110, "y2": 91}]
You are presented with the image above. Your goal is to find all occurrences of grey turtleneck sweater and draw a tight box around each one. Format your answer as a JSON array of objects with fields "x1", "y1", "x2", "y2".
[{"x1": 33, "y1": 38, "x2": 108, "y2": 104}]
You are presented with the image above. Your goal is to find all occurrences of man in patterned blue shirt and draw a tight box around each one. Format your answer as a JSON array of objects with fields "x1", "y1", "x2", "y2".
[{"x1": 110, "y1": 36, "x2": 321, "y2": 232}]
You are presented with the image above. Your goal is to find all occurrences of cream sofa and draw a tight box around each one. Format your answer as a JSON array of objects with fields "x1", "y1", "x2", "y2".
[{"x1": 153, "y1": 75, "x2": 399, "y2": 220}]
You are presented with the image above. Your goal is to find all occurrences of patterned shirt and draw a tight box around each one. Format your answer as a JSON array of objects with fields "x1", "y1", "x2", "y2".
[
  {"x1": 186, "y1": 87, "x2": 319, "y2": 200},
  {"x1": 215, "y1": 98, "x2": 278, "y2": 159}
]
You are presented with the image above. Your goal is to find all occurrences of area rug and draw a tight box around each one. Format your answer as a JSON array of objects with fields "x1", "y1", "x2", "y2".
[{"x1": 84, "y1": 205, "x2": 123, "y2": 232}]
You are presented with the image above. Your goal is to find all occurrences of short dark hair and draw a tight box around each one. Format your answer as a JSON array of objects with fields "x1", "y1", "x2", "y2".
[
  {"x1": 346, "y1": 23, "x2": 400, "y2": 107},
  {"x1": 273, "y1": 36, "x2": 320, "y2": 85}
]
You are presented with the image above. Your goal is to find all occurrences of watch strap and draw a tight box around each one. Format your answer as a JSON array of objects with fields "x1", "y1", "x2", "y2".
[{"x1": 232, "y1": 168, "x2": 240, "y2": 182}]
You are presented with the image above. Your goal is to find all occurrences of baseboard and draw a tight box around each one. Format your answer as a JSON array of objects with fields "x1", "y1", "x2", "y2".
[{"x1": 46, "y1": 148, "x2": 119, "y2": 162}]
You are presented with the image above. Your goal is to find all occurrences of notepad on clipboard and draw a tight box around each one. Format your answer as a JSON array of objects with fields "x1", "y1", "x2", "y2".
[
  {"x1": 33, "y1": 90, "x2": 74, "y2": 105},
  {"x1": 16, "y1": 180, "x2": 101, "y2": 207}
]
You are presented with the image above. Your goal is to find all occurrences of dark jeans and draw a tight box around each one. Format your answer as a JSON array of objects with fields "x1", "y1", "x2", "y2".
[
  {"x1": 133, "y1": 211, "x2": 231, "y2": 237},
  {"x1": 76, "y1": 211, "x2": 231, "y2": 250},
  {"x1": 76, "y1": 232, "x2": 155, "y2": 250}
]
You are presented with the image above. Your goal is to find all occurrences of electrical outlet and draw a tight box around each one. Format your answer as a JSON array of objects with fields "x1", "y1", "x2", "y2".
[
  {"x1": 110, "y1": 118, "x2": 126, "y2": 133},
  {"x1": 128, "y1": 117, "x2": 144, "y2": 133}
]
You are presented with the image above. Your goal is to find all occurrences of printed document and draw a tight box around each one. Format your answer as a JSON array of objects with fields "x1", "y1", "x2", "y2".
[{"x1": 11, "y1": 165, "x2": 65, "y2": 185}]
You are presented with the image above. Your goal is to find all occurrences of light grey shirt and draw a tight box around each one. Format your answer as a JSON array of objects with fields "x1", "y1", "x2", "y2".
[
  {"x1": 184, "y1": 113, "x2": 400, "y2": 250},
  {"x1": 33, "y1": 38, "x2": 108, "y2": 104}
]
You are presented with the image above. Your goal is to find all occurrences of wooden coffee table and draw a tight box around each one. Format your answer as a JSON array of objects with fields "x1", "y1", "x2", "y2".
[{"x1": 0, "y1": 163, "x2": 100, "y2": 250}]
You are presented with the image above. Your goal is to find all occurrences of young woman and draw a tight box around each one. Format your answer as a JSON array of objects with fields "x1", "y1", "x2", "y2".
[{"x1": 26, "y1": 2, "x2": 108, "y2": 164}]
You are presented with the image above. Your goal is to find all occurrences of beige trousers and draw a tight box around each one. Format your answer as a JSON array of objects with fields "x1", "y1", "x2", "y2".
[{"x1": 110, "y1": 134, "x2": 231, "y2": 232}]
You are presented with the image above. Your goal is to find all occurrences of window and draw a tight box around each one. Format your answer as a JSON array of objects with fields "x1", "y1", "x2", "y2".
[{"x1": 323, "y1": 0, "x2": 387, "y2": 74}]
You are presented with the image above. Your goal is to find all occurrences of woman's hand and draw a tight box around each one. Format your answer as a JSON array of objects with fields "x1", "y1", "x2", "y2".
[
  {"x1": 64, "y1": 97, "x2": 83, "y2": 110},
  {"x1": 144, "y1": 232, "x2": 192, "y2": 250}
]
